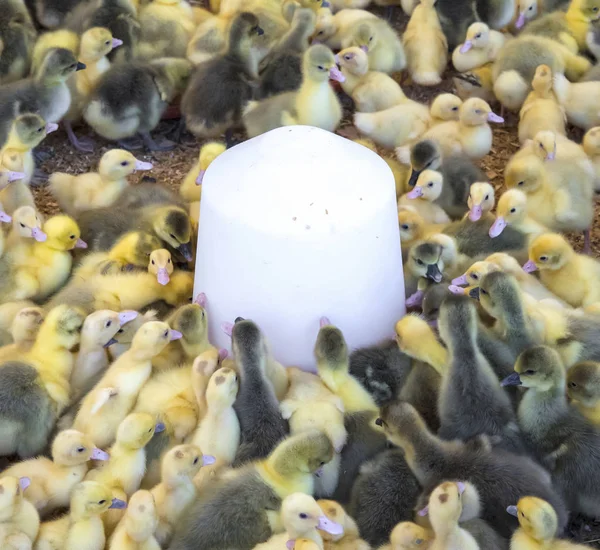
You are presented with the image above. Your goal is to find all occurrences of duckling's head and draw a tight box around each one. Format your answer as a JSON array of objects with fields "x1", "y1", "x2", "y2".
[
  {"x1": 461, "y1": 22, "x2": 492, "y2": 53},
  {"x1": 351, "y1": 21, "x2": 377, "y2": 51},
  {"x1": 567, "y1": 361, "x2": 600, "y2": 406},
  {"x1": 336, "y1": 47, "x2": 368, "y2": 76},
  {"x1": 70, "y1": 481, "x2": 122, "y2": 518},
  {"x1": 428, "y1": 482, "x2": 466, "y2": 528},
  {"x1": 398, "y1": 206, "x2": 425, "y2": 243},
  {"x1": 82, "y1": 309, "x2": 137, "y2": 348},
  {"x1": 43, "y1": 215, "x2": 86, "y2": 251},
  {"x1": 532, "y1": 131, "x2": 557, "y2": 161},
  {"x1": 37, "y1": 47, "x2": 83, "y2": 82},
  {"x1": 581, "y1": 0, "x2": 600, "y2": 21},
  {"x1": 526, "y1": 233, "x2": 573, "y2": 272},
  {"x1": 407, "y1": 241, "x2": 444, "y2": 283},
  {"x1": 0, "y1": 476, "x2": 29, "y2": 513},
  {"x1": 111, "y1": 231, "x2": 163, "y2": 267},
  {"x1": 316, "y1": 500, "x2": 352, "y2": 542},
  {"x1": 377, "y1": 401, "x2": 428, "y2": 450},
  {"x1": 390, "y1": 522, "x2": 432, "y2": 549},
  {"x1": 206, "y1": 367, "x2": 239, "y2": 407},
  {"x1": 161, "y1": 444, "x2": 205, "y2": 481},
  {"x1": 490, "y1": 189, "x2": 527, "y2": 238},
  {"x1": 583, "y1": 126, "x2": 600, "y2": 156},
  {"x1": 510, "y1": 497, "x2": 558, "y2": 542},
  {"x1": 10, "y1": 307, "x2": 43, "y2": 345},
  {"x1": 452, "y1": 260, "x2": 497, "y2": 289},
  {"x1": 152, "y1": 207, "x2": 192, "y2": 261},
  {"x1": 313, "y1": 7, "x2": 335, "y2": 42},
  {"x1": 125, "y1": 490, "x2": 158, "y2": 534},
  {"x1": 43, "y1": 305, "x2": 85, "y2": 351},
  {"x1": 270, "y1": 431, "x2": 333, "y2": 476},
  {"x1": 531, "y1": 64, "x2": 553, "y2": 95},
  {"x1": 459, "y1": 98, "x2": 503, "y2": 126},
  {"x1": 304, "y1": 44, "x2": 344, "y2": 83},
  {"x1": 231, "y1": 319, "x2": 268, "y2": 371},
  {"x1": 99, "y1": 150, "x2": 152, "y2": 181},
  {"x1": 409, "y1": 140, "x2": 442, "y2": 187},
  {"x1": 395, "y1": 314, "x2": 440, "y2": 361},
  {"x1": 51, "y1": 429, "x2": 109, "y2": 466},
  {"x1": 430, "y1": 93, "x2": 462, "y2": 122},
  {"x1": 131, "y1": 320, "x2": 182, "y2": 357},
  {"x1": 79, "y1": 27, "x2": 121, "y2": 62},
  {"x1": 314, "y1": 321, "x2": 348, "y2": 366},
  {"x1": 407, "y1": 170, "x2": 444, "y2": 202},
  {"x1": 197, "y1": 142, "x2": 226, "y2": 185},
  {"x1": 229, "y1": 12, "x2": 264, "y2": 50},
  {"x1": 515, "y1": 0, "x2": 538, "y2": 28},
  {"x1": 167, "y1": 302, "x2": 208, "y2": 347},
  {"x1": 12, "y1": 206, "x2": 45, "y2": 242},
  {"x1": 148, "y1": 249, "x2": 173, "y2": 285},
  {"x1": 467, "y1": 182, "x2": 494, "y2": 221},
  {"x1": 282, "y1": 493, "x2": 344, "y2": 540},
  {"x1": 110, "y1": 310, "x2": 157, "y2": 349},
  {"x1": 475, "y1": 270, "x2": 523, "y2": 323},
  {"x1": 504, "y1": 155, "x2": 544, "y2": 193},
  {"x1": 503, "y1": 345, "x2": 564, "y2": 390},
  {"x1": 11, "y1": 113, "x2": 54, "y2": 150},
  {"x1": 116, "y1": 412, "x2": 160, "y2": 449}
]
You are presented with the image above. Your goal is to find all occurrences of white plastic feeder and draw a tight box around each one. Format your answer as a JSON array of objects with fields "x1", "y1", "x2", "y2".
[{"x1": 194, "y1": 125, "x2": 405, "y2": 371}]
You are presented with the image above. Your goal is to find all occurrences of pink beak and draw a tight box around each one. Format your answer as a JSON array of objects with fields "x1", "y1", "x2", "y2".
[
  {"x1": 460, "y1": 40, "x2": 473, "y2": 53},
  {"x1": 407, "y1": 186, "x2": 423, "y2": 199},
  {"x1": 134, "y1": 159, "x2": 153, "y2": 171},
  {"x1": 221, "y1": 322, "x2": 234, "y2": 336},
  {"x1": 286, "y1": 541, "x2": 296, "y2": 550},
  {"x1": 489, "y1": 216, "x2": 507, "y2": 238},
  {"x1": 6, "y1": 170, "x2": 25, "y2": 182},
  {"x1": 31, "y1": 227, "x2": 47, "y2": 242},
  {"x1": 329, "y1": 66, "x2": 345, "y2": 83},
  {"x1": 169, "y1": 329, "x2": 183, "y2": 341},
  {"x1": 75, "y1": 238, "x2": 88, "y2": 249},
  {"x1": 546, "y1": 151, "x2": 555, "y2": 161},
  {"x1": 91, "y1": 448, "x2": 109, "y2": 461},
  {"x1": 360, "y1": 45, "x2": 368, "y2": 52},
  {"x1": 522, "y1": 260, "x2": 538, "y2": 273},
  {"x1": 457, "y1": 481, "x2": 466, "y2": 494},
  {"x1": 218, "y1": 348, "x2": 228, "y2": 361},
  {"x1": 448, "y1": 284, "x2": 466, "y2": 295},
  {"x1": 320, "y1": 316, "x2": 331, "y2": 328},
  {"x1": 452, "y1": 274, "x2": 468, "y2": 286},
  {"x1": 203, "y1": 454, "x2": 216, "y2": 466},
  {"x1": 317, "y1": 515, "x2": 344, "y2": 536},
  {"x1": 118, "y1": 310, "x2": 138, "y2": 324},
  {"x1": 418, "y1": 505, "x2": 429, "y2": 517},
  {"x1": 46, "y1": 122, "x2": 59, "y2": 134},
  {"x1": 194, "y1": 292, "x2": 207, "y2": 307},
  {"x1": 156, "y1": 267, "x2": 170, "y2": 286},
  {"x1": 112, "y1": 38, "x2": 123, "y2": 49},
  {"x1": 516, "y1": 12, "x2": 526, "y2": 28},
  {"x1": 19, "y1": 477, "x2": 31, "y2": 491},
  {"x1": 196, "y1": 169, "x2": 206, "y2": 185},
  {"x1": 0, "y1": 211, "x2": 12, "y2": 223},
  {"x1": 488, "y1": 112, "x2": 504, "y2": 123},
  {"x1": 469, "y1": 204, "x2": 483, "y2": 221}
]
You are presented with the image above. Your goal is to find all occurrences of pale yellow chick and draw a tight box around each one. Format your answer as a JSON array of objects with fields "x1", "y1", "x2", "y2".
[
  {"x1": 452, "y1": 22, "x2": 506, "y2": 73},
  {"x1": 429, "y1": 94, "x2": 462, "y2": 125},
  {"x1": 466, "y1": 182, "x2": 494, "y2": 222},
  {"x1": 108, "y1": 490, "x2": 160, "y2": 550},
  {"x1": 397, "y1": 170, "x2": 451, "y2": 224},
  {"x1": 583, "y1": 126, "x2": 600, "y2": 192}
]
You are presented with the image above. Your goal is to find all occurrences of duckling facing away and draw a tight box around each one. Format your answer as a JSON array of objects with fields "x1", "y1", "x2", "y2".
[
  {"x1": 109, "y1": 489, "x2": 160, "y2": 550},
  {"x1": 182, "y1": 12, "x2": 264, "y2": 140},
  {"x1": 453, "y1": 22, "x2": 506, "y2": 73},
  {"x1": 243, "y1": 44, "x2": 344, "y2": 138},
  {"x1": 0, "y1": 475, "x2": 39, "y2": 548},
  {"x1": 567, "y1": 362, "x2": 600, "y2": 426}
]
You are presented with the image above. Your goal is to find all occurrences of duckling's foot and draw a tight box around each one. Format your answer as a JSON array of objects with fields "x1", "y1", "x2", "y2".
[
  {"x1": 117, "y1": 137, "x2": 144, "y2": 150},
  {"x1": 385, "y1": 5, "x2": 394, "y2": 20},
  {"x1": 64, "y1": 122, "x2": 95, "y2": 153},
  {"x1": 140, "y1": 132, "x2": 176, "y2": 152},
  {"x1": 30, "y1": 169, "x2": 49, "y2": 187},
  {"x1": 583, "y1": 229, "x2": 592, "y2": 254},
  {"x1": 33, "y1": 149, "x2": 52, "y2": 164}
]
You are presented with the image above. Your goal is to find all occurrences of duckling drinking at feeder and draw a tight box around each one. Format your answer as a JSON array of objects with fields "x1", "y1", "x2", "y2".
[
  {"x1": 453, "y1": 22, "x2": 507, "y2": 73},
  {"x1": 567, "y1": 361, "x2": 600, "y2": 425},
  {"x1": 397, "y1": 170, "x2": 452, "y2": 225}
]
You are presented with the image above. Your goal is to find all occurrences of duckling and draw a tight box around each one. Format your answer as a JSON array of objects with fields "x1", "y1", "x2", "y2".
[
  {"x1": 403, "y1": 240, "x2": 448, "y2": 302},
  {"x1": 528, "y1": 129, "x2": 589, "y2": 165},
  {"x1": 492, "y1": 35, "x2": 590, "y2": 111},
  {"x1": 583, "y1": 126, "x2": 600, "y2": 192},
  {"x1": 314, "y1": 318, "x2": 378, "y2": 413},
  {"x1": 0, "y1": 476, "x2": 39, "y2": 546},
  {"x1": 466, "y1": 182, "x2": 495, "y2": 222},
  {"x1": 453, "y1": 64, "x2": 496, "y2": 104},
  {"x1": 403, "y1": 0, "x2": 447, "y2": 86},
  {"x1": 0, "y1": 0, "x2": 36, "y2": 85},
  {"x1": 395, "y1": 314, "x2": 447, "y2": 375},
  {"x1": 502, "y1": 345, "x2": 600, "y2": 516},
  {"x1": 108, "y1": 489, "x2": 159, "y2": 550},
  {"x1": 398, "y1": 208, "x2": 447, "y2": 259},
  {"x1": 106, "y1": 309, "x2": 158, "y2": 362},
  {"x1": 430, "y1": 94, "x2": 463, "y2": 125},
  {"x1": 377, "y1": 401, "x2": 568, "y2": 539},
  {"x1": 489, "y1": 189, "x2": 548, "y2": 241},
  {"x1": 518, "y1": 64, "x2": 566, "y2": 144},
  {"x1": 30, "y1": 28, "x2": 80, "y2": 76},
  {"x1": 84, "y1": 57, "x2": 191, "y2": 151},
  {"x1": 6, "y1": 206, "x2": 45, "y2": 248},
  {"x1": 0, "y1": 305, "x2": 83, "y2": 458},
  {"x1": 453, "y1": 22, "x2": 507, "y2": 73},
  {"x1": 243, "y1": 44, "x2": 344, "y2": 138},
  {"x1": 180, "y1": 141, "x2": 226, "y2": 204},
  {"x1": 73, "y1": 321, "x2": 181, "y2": 449},
  {"x1": 256, "y1": 493, "x2": 344, "y2": 549},
  {"x1": 567, "y1": 362, "x2": 600, "y2": 425},
  {"x1": 312, "y1": 8, "x2": 376, "y2": 50},
  {"x1": 50, "y1": 150, "x2": 153, "y2": 215},
  {"x1": 398, "y1": 170, "x2": 452, "y2": 225},
  {"x1": 553, "y1": 71, "x2": 600, "y2": 130},
  {"x1": 524, "y1": 233, "x2": 600, "y2": 307},
  {"x1": 229, "y1": 319, "x2": 288, "y2": 466},
  {"x1": 147, "y1": 249, "x2": 172, "y2": 287},
  {"x1": 2, "y1": 429, "x2": 109, "y2": 517},
  {"x1": 336, "y1": 47, "x2": 405, "y2": 112},
  {"x1": 316, "y1": 500, "x2": 369, "y2": 550},
  {"x1": 0, "y1": 306, "x2": 44, "y2": 360},
  {"x1": 342, "y1": 18, "x2": 406, "y2": 74},
  {"x1": 418, "y1": 97, "x2": 503, "y2": 160},
  {"x1": 182, "y1": 12, "x2": 263, "y2": 140}
]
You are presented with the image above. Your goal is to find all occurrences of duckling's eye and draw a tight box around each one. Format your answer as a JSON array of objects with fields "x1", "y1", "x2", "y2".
[
  {"x1": 69, "y1": 63, "x2": 77, "y2": 70},
  {"x1": 151, "y1": 259, "x2": 155, "y2": 265},
  {"x1": 37, "y1": 127, "x2": 43, "y2": 133},
  {"x1": 121, "y1": 161, "x2": 129, "y2": 166},
  {"x1": 510, "y1": 207, "x2": 516, "y2": 213},
  {"x1": 517, "y1": 181, "x2": 525, "y2": 187},
  {"x1": 105, "y1": 320, "x2": 112, "y2": 328},
  {"x1": 475, "y1": 109, "x2": 483, "y2": 114},
  {"x1": 475, "y1": 33, "x2": 481, "y2": 38},
  {"x1": 344, "y1": 55, "x2": 351, "y2": 61},
  {"x1": 416, "y1": 259, "x2": 424, "y2": 266},
  {"x1": 19, "y1": 223, "x2": 25, "y2": 228},
  {"x1": 317, "y1": 30, "x2": 324, "y2": 36},
  {"x1": 117, "y1": 329, "x2": 124, "y2": 334},
  {"x1": 319, "y1": 461, "x2": 326, "y2": 465},
  {"x1": 69, "y1": 235, "x2": 75, "y2": 239},
  {"x1": 594, "y1": 6, "x2": 599, "y2": 11},
  {"x1": 400, "y1": 224, "x2": 409, "y2": 230},
  {"x1": 524, "y1": 369, "x2": 535, "y2": 375},
  {"x1": 163, "y1": 330, "x2": 169, "y2": 338},
  {"x1": 317, "y1": 65, "x2": 325, "y2": 70},
  {"x1": 484, "y1": 195, "x2": 489, "y2": 200},
  {"x1": 415, "y1": 540, "x2": 423, "y2": 545},
  {"x1": 471, "y1": 274, "x2": 478, "y2": 280},
  {"x1": 167, "y1": 258, "x2": 171, "y2": 263},
  {"x1": 98, "y1": 500, "x2": 106, "y2": 505},
  {"x1": 480, "y1": 288, "x2": 487, "y2": 295},
  {"x1": 148, "y1": 428, "x2": 153, "y2": 432},
  {"x1": 169, "y1": 233, "x2": 176, "y2": 239},
  {"x1": 427, "y1": 182, "x2": 434, "y2": 188},
  {"x1": 299, "y1": 513, "x2": 308, "y2": 519},
  {"x1": 569, "y1": 381, "x2": 577, "y2": 388},
  {"x1": 369, "y1": 36, "x2": 373, "y2": 41},
  {"x1": 539, "y1": 255, "x2": 548, "y2": 261},
  {"x1": 451, "y1": 106, "x2": 459, "y2": 111},
  {"x1": 539, "y1": 142, "x2": 544, "y2": 149},
  {"x1": 193, "y1": 457, "x2": 199, "y2": 464},
  {"x1": 77, "y1": 446, "x2": 86, "y2": 453}
]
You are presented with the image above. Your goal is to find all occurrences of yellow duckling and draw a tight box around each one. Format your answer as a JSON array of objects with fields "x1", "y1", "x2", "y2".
[
  {"x1": 312, "y1": 8, "x2": 376, "y2": 50},
  {"x1": 452, "y1": 64, "x2": 495, "y2": 104},
  {"x1": 452, "y1": 22, "x2": 507, "y2": 73},
  {"x1": 528, "y1": 130, "x2": 589, "y2": 167},
  {"x1": 30, "y1": 29, "x2": 80, "y2": 75},
  {"x1": 466, "y1": 182, "x2": 495, "y2": 222},
  {"x1": 380, "y1": 521, "x2": 433, "y2": 549},
  {"x1": 583, "y1": 126, "x2": 600, "y2": 192},
  {"x1": 402, "y1": 0, "x2": 447, "y2": 86},
  {"x1": 73, "y1": 321, "x2": 181, "y2": 449},
  {"x1": 0, "y1": 306, "x2": 44, "y2": 361},
  {"x1": 291, "y1": 540, "x2": 321, "y2": 550},
  {"x1": 512, "y1": 0, "x2": 539, "y2": 30},
  {"x1": 2, "y1": 429, "x2": 109, "y2": 518},
  {"x1": 6, "y1": 206, "x2": 45, "y2": 249},
  {"x1": 429, "y1": 94, "x2": 463, "y2": 125},
  {"x1": 397, "y1": 207, "x2": 446, "y2": 260},
  {"x1": 108, "y1": 489, "x2": 160, "y2": 550},
  {"x1": 518, "y1": 64, "x2": 565, "y2": 144},
  {"x1": 0, "y1": 476, "x2": 39, "y2": 548},
  {"x1": 314, "y1": 318, "x2": 378, "y2": 412},
  {"x1": 489, "y1": 189, "x2": 549, "y2": 240},
  {"x1": 397, "y1": 170, "x2": 451, "y2": 225},
  {"x1": 567, "y1": 362, "x2": 600, "y2": 425},
  {"x1": 418, "y1": 97, "x2": 503, "y2": 160},
  {"x1": 395, "y1": 314, "x2": 447, "y2": 375},
  {"x1": 317, "y1": 499, "x2": 370, "y2": 549},
  {"x1": 50, "y1": 150, "x2": 153, "y2": 215},
  {"x1": 524, "y1": 232, "x2": 600, "y2": 307},
  {"x1": 508, "y1": 496, "x2": 591, "y2": 549},
  {"x1": 553, "y1": 71, "x2": 600, "y2": 130},
  {"x1": 147, "y1": 249, "x2": 172, "y2": 286}
]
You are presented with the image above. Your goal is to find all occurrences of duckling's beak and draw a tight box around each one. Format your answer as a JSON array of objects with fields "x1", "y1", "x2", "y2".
[
  {"x1": 317, "y1": 515, "x2": 345, "y2": 536},
  {"x1": 468, "y1": 287, "x2": 480, "y2": 300},
  {"x1": 109, "y1": 498, "x2": 127, "y2": 509},
  {"x1": 451, "y1": 274, "x2": 468, "y2": 286},
  {"x1": 375, "y1": 417, "x2": 384, "y2": 426},
  {"x1": 320, "y1": 316, "x2": 331, "y2": 328},
  {"x1": 194, "y1": 292, "x2": 207, "y2": 307},
  {"x1": 286, "y1": 540, "x2": 296, "y2": 550},
  {"x1": 449, "y1": 284, "x2": 466, "y2": 295},
  {"x1": 0, "y1": 211, "x2": 11, "y2": 223},
  {"x1": 6, "y1": 170, "x2": 25, "y2": 182},
  {"x1": 406, "y1": 186, "x2": 423, "y2": 199},
  {"x1": 329, "y1": 66, "x2": 345, "y2": 83},
  {"x1": 221, "y1": 321, "x2": 234, "y2": 336},
  {"x1": 487, "y1": 112, "x2": 504, "y2": 124},
  {"x1": 31, "y1": 227, "x2": 47, "y2": 242},
  {"x1": 522, "y1": 260, "x2": 538, "y2": 273},
  {"x1": 489, "y1": 216, "x2": 507, "y2": 238},
  {"x1": 154, "y1": 422, "x2": 166, "y2": 433},
  {"x1": 103, "y1": 337, "x2": 118, "y2": 348},
  {"x1": 234, "y1": 316, "x2": 245, "y2": 323},
  {"x1": 75, "y1": 238, "x2": 88, "y2": 249},
  {"x1": 196, "y1": 169, "x2": 206, "y2": 185},
  {"x1": 134, "y1": 159, "x2": 153, "y2": 171},
  {"x1": 460, "y1": 40, "x2": 473, "y2": 54},
  {"x1": 156, "y1": 267, "x2": 170, "y2": 286},
  {"x1": 314, "y1": 466, "x2": 324, "y2": 477},
  {"x1": 418, "y1": 505, "x2": 429, "y2": 517},
  {"x1": 90, "y1": 448, "x2": 109, "y2": 461},
  {"x1": 408, "y1": 169, "x2": 420, "y2": 188},
  {"x1": 177, "y1": 242, "x2": 193, "y2": 262},
  {"x1": 112, "y1": 38, "x2": 124, "y2": 49},
  {"x1": 546, "y1": 144, "x2": 556, "y2": 161},
  {"x1": 218, "y1": 348, "x2": 229, "y2": 361},
  {"x1": 19, "y1": 477, "x2": 30, "y2": 491},
  {"x1": 203, "y1": 454, "x2": 216, "y2": 466},
  {"x1": 506, "y1": 505, "x2": 519, "y2": 516},
  {"x1": 257, "y1": 26, "x2": 264, "y2": 35},
  {"x1": 76, "y1": 61, "x2": 87, "y2": 71},
  {"x1": 360, "y1": 45, "x2": 368, "y2": 52},
  {"x1": 515, "y1": 12, "x2": 526, "y2": 28},
  {"x1": 426, "y1": 263, "x2": 443, "y2": 283},
  {"x1": 169, "y1": 330, "x2": 183, "y2": 341},
  {"x1": 501, "y1": 372, "x2": 522, "y2": 387},
  {"x1": 469, "y1": 204, "x2": 483, "y2": 221},
  {"x1": 456, "y1": 481, "x2": 466, "y2": 494},
  {"x1": 118, "y1": 310, "x2": 138, "y2": 325},
  {"x1": 46, "y1": 122, "x2": 59, "y2": 134}
]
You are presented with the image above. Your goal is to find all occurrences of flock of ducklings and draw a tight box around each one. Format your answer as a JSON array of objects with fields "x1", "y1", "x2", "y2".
[{"x1": 3, "y1": 0, "x2": 600, "y2": 548}]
